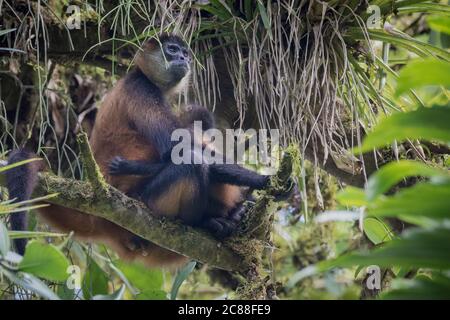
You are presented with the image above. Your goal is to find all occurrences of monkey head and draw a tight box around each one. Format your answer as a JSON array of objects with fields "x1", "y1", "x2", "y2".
[{"x1": 136, "y1": 34, "x2": 192, "y2": 94}]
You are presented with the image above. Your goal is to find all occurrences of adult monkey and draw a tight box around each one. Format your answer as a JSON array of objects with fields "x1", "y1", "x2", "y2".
[{"x1": 6, "y1": 34, "x2": 275, "y2": 267}]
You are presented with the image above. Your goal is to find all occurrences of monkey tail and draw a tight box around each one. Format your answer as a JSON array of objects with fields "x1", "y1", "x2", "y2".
[{"x1": 5, "y1": 149, "x2": 42, "y2": 255}]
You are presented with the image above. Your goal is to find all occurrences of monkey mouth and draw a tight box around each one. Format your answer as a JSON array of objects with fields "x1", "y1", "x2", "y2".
[{"x1": 170, "y1": 62, "x2": 189, "y2": 81}]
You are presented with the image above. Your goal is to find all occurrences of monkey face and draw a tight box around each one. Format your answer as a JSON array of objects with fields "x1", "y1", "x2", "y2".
[
  {"x1": 162, "y1": 41, "x2": 191, "y2": 82},
  {"x1": 137, "y1": 34, "x2": 192, "y2": 91}
]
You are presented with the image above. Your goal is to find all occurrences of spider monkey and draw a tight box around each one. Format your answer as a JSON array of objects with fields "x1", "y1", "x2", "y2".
[{"x1": 5, "y1": 34, "x2": 275, "y2": 267}]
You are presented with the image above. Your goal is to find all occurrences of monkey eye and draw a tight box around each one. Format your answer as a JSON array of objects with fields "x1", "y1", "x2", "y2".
[
  {"x1": 167, "y1": 44, "x2": 179, "y2": 54},
  {"x1": 182, "y1": 49, "x2": 189, "y2": 58}
]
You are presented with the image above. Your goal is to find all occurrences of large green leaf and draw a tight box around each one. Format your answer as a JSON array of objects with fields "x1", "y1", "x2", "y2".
[
  {"x1": 382, "y1": 275, "x2": 450, "y2": 300},
  {"x1": 320, "y1": 225, "x2": 450, "y2": 270},
  {"x1": 427, "y1": 15, "x2": 450, "y2": 35},
  {"x1": 82, "y1": 256, "x2": 110, "y2": 299},
  {"x1": 18, "y1": 241, "x2": 70, "y2": 282},
  {"x1": 369, "y1": 182, "x2": 450, "y2": 220},
  {"x1": 396, "y1": 59, "x2": 450, "y2": 96},
  {"x1": 335, "y1": 187, "x2": 367, "y2": 207},
  {"x1": 366, "y1": 160, "x2": 449, "y2": 201},
  {"x1": 355, "y1": 107, "x2": 450, "y2": 153},
  {"x1": 114, "y1": 261, "x2": 165, "y2": 300}
]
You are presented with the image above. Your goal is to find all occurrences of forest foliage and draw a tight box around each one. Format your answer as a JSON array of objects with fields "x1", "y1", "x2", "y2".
[{"x1": 0, "y1": 0, "x2": 449, "y2": 300}]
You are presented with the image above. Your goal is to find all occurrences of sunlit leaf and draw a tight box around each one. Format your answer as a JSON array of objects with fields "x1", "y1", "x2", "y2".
[
  {"x1": 427, "y1": 15, "x2": 450, "y2": 35},
  {"x1": 355, "y1": 107, "x2": 450, "y2": 153},
  {"x1": 366, "y1": 160, "x2": 449, "y2": 201},
  {"x1": 396, "y1": 59, "x2": 450, "y2": 96},
  {"x1": 18, "y1": 241, "x2": 70, "y2": 282},
  {"x1": 320, "y1": 225, "x2": 450, "y2": 270},
  {"x1": 382, "y1": 275, "x2": 450, "y2": 300},
  {"x1": 369, "y1": 182, "x2": 450, "y2": 220},
  {"x1": 335, "y1": 187, "x2": 367, "y2": 207}
]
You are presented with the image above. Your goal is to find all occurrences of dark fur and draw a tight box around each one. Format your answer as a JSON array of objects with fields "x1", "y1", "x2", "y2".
[{"x1": 6, "y1": 150, "x2": 42, "y2": 254}]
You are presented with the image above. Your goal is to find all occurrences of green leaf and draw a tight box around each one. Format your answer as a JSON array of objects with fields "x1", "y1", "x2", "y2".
[
  {"x1": 347, "y1": 28, "x2": 450, "y2": 60},
  {"x1": 336, "y1": 187, "x2": 367, "y2": 207},
  {"x1": 82, "y1": 256, "x2": 109, "y2": 299},
  {"x1": 427, "y1": 15, "x2": 450, "y2": 35},
  {"x1": 170, "y1": 260, "x2": 196, "y2": 300},
  {"x1": 366, "y1": 160, "x2": 449, "y2": 201},
  {"x1": 92, "y1": 284, "x2": 126, "y2": 300},
  {"x1": 257, "y1": 0, "x2": 270, "y2": 31},
  {"x1": 114, "y1": 261, "x2": 165, "y2": 300},
  {"x1": 369, "y1": 182, "x2": 450, "y2": 220},
  {"x1": 18, "y1": 241, "x2": 70, "y2": 282},
  {"x1": 0, "y1": 222, "x2": 10, "y2": 256},
  {"x1": 382, "y1": 275, "x2": 450, "y2": 300},
  {"x1": 363, "y1": 218, "x2": 394, "y2": 245},
  {"x1": 355, "y1": 107, "x2": 450, "y2": 153},
  {"x1": 320, "y1": 225, "x2": 450, "y2": 270},
  {"x1": 396, "y1": 59, "x2": 450, "y2": 96}
]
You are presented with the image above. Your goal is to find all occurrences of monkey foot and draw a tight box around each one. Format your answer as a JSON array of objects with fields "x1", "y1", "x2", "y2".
[
  {"x1": 203, "y1": 217, "x2": 238, "y2": 239},
  {"x1": 229, "y1": 204, "x2": 247, "y2": 222}
]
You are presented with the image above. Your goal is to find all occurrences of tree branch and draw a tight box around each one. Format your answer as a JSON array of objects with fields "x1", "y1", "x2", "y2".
[{"x1": 0, "y1": 148, "x2": 293, "y2": 275}]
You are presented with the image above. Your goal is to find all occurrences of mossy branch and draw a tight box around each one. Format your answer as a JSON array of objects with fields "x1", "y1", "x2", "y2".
[
  {"x1": 0, "y1": 145, "x2": 293, "y2": 276},
  {"x1": 32, "y1": 172, "x2": 247, "y2": 272},
  {"x1": 77, "y1": 133, "x2": 109, "y2": 192}
]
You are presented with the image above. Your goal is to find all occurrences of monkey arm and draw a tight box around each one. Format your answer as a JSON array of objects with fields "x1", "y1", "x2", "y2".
[
  {"x1": 129, "y1": 114, "x2": 179, "y2": 162},
  {"x1": 209, "y1": 164, "x2": 269, "y2": 189},
  {"x1": 109, "y1": 156, "x2": 166, "y2": 176},
  {"x1": 179, "y1": 104, "x2": 215, "y2": 130},
  {"x1": 109, "y1": 156, "x2": 270, "y2": 190}
]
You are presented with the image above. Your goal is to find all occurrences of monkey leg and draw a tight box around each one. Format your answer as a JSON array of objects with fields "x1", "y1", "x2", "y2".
[{"x1": 138, "y1": 162, "x2": 209, "y2": 225}]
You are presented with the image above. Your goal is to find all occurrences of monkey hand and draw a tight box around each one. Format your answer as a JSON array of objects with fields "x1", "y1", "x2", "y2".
[
  {"x1": 108, "y1": 156, "x2": 129, "y2": 175},
  {"x1": 202, "y1": 217, "x2": 239, "y2": 239}
]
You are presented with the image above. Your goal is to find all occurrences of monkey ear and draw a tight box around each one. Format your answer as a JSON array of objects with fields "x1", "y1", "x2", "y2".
[
  {"x1": 120, "y1": 46, "x2": 136, "y2": 59},
  {"x1": 143, "y1": 37, "x2": 161, "y2": 51}
]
